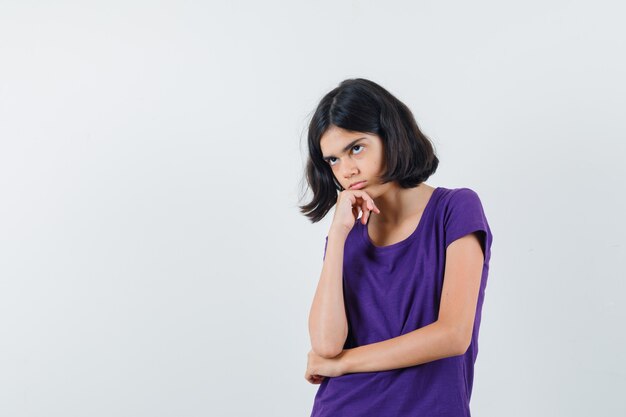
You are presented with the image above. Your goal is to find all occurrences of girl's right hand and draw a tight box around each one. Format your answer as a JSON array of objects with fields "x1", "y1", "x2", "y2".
[{"x1": 330, "y1": 190, "x2": 381, "y2": 236}]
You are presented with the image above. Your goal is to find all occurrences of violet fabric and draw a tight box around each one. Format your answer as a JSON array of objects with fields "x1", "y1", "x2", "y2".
[{"x1": 310, "y1": 187, "x2": 493, "y2": 417}]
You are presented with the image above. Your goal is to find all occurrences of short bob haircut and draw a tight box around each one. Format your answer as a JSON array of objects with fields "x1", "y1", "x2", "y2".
[{"x1": 299, "y1": 78, "x2": 439, "y2": 223}]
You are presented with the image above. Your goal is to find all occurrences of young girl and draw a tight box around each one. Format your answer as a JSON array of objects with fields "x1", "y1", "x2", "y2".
[{"x1": 299, "y1": 78, "x2": 493, "y2": 416}]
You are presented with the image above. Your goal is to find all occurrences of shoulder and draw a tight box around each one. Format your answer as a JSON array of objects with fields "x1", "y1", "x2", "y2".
[
  {"x1": 437, "y1": 186, "x2": 492, "y2": 255},
  {"x1": 439, "y1": 186, "x2": 480, "y2": 199},
  {"x1": 437, "y1": 187, "x2": 483, "y2": 210}
]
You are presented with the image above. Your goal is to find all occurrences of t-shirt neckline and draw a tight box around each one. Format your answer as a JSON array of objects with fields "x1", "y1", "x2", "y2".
[{"x1": 360, "y1": 187, "x2": 441, "y2": 252}]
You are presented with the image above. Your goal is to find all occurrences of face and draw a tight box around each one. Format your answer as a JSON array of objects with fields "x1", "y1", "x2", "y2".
[{"x1": 319, "y1": 126, "x2": 388, "y2": 195}]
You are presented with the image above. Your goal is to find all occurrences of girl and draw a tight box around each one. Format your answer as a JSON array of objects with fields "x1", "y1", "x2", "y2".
[{"x1": 299, "y1": 78, "x2": 493, "y2": 416}]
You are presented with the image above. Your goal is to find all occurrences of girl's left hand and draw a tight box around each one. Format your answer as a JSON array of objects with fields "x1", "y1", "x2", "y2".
[{"x1": 305, "y1": 349, "x2": 347, "y2": 384}]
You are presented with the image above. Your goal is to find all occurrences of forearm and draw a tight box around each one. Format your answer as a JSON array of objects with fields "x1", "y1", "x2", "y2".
[
  {"x1": 308, "y1": 231, "x2": 349, "y2": 358},
  {"x1": 341, "y1": 321, "x2": 464, "y2": 373}
]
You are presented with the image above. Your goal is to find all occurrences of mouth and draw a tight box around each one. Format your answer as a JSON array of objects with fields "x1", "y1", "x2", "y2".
[{"x1": 349, "y1": 181, "x2": 366, "y2": 190}]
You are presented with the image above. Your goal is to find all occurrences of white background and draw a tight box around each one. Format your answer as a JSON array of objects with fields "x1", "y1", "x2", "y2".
[{"x1": 1, "y1": 1, "x2": 624, "y2": 416}]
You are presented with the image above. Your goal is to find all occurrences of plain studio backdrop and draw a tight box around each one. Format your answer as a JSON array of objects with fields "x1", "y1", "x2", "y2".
[{"x1": 1, "y1": 1, "x2": 624, "y2": 416}]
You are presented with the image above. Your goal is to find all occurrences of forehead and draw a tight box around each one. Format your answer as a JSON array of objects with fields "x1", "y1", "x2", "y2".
[{"x1": 319, "y1": 127, "x2": 369, "y2": 152}]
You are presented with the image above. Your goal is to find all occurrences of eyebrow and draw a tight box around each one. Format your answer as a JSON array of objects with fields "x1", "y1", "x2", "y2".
[{"x1": 322, "y1": 137, "x2": 367, "y2": 160}]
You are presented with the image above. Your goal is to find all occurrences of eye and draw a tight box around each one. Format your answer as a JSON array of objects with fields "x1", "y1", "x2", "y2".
[{"x1": 326, "y1": 145, "x2": 364, "y2": 166}]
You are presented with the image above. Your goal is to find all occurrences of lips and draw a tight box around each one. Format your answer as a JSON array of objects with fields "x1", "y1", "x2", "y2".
[{"x1": 349, "y1": 181, "x2": 366, "y2": 190}]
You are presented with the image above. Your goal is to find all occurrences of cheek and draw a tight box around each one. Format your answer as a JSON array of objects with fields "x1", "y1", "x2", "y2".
[{"x1": 377, "y1": 158, "x2": 386, "y2": 172}]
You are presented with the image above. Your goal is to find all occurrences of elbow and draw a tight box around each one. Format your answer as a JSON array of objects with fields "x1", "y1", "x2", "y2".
[
  {"x1": 313, "y1": 348, "x2": 343, "y2": 359},
  {"x1": 455, "y1": 338, "x2": 471, "y2": 356},
  {"x1": 447, "y1": 325, "x2": 472, "y2": 356},
  {"x1": 311, "y1": 342, "x2": 344, "y2": 359},
  {"x1": 309, "y1": 326, "x2": 348, "y2": 359}
]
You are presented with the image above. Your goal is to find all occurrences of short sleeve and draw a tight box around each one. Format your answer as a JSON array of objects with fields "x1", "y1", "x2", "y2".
[
  {"x1": 322, "y1": 235, "x2": 328, "y2": 261},
  {"x1": 443, "y1": 188, "x2": 492, "y2": 260}
]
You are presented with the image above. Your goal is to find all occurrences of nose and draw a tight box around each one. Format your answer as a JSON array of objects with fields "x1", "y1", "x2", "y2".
[{"x1": 342, "y1": 159, "x2": 358, "y2": 179}]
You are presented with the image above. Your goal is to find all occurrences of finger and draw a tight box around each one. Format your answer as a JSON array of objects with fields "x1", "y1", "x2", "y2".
[
  {"x1": 366, "y1": 197, "x2": 380, "y2": 214},
  {"x1": 351, "y1": 196, "x2": 364, "y2": 219},
  {"x1": 360, "y1": 199, "x2": 369, "y2": 220},
  {"x1": 311, "y1": 374, "x2": 325, "y2": 384},
  {"x1": 352, "y1": 190, "x2": 380, "y2": 214},
  {"x1": 307, "y1": 375, "x2": 322, "y2": 384}
]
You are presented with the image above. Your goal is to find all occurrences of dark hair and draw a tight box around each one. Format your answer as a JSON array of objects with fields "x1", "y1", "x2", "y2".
[{"x1": 298, "y1": 78, "x2": 439, "y2": 223}]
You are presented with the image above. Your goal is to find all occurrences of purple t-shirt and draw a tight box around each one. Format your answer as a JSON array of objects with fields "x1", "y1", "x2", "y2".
[{"x1": 310, "y1": 187, "x2": 493, "y2": 417}]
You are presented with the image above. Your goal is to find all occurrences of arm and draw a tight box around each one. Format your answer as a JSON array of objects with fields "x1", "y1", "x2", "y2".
[
  {"x1": 308, "y1": 231, "x2": 350, "y2": 359},
  {"x1": 340, "y1": 232, "x2": 485, "y2": 373}
]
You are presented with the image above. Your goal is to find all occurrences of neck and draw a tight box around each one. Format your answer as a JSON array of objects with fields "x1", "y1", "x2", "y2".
[{"x1": 372, "y1": 183, "x2": 435, "y2": 225}]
